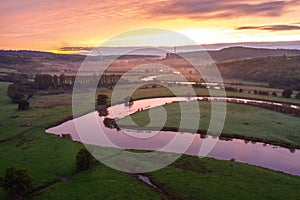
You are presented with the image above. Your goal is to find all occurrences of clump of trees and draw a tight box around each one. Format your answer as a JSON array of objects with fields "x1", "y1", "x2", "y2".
[
  {"x1": 96, "y1": 94, "x2": 109, "y2": 116},
  {"x1": 0, "y1": 167, "x2": 33, "y2": 198},
  {"x1": 7, "y1": 82, "x2": 33, "y2": 103},
  {"x1": 103, "y1": 118, "x2": 120, "y2": 130},
  {"x1": 7, "y1": 84, "x2": 25, "y2": 103},
  {"x1": 96, "y1": 94, "x2": 108, "y2": 106},
  {"x1": 7, "y1": 76, "x2": 33, "y2": 110}
]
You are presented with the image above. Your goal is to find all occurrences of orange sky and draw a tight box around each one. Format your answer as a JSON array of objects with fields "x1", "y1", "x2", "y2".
[{"x1": 0, "y1": 0, "x2": 300, "y2": 53}]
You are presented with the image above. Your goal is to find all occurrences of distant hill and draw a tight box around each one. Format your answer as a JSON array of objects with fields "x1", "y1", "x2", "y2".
[
  {"x1": 1, "y1": 48, "x2": 300, "y2": 89},
  {"x1": 179, "y1": 47, "x2": 300, "y2": 62},
  {"x1": 217, "y1": 55, "x2": 300, "y2": 90},
  {"x1": 0, "y1": 50, "x2": 160, "y2": 74}
]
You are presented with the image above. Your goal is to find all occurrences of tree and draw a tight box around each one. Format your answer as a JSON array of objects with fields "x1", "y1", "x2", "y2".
[
  {"x1": 34, "y1": 74, "x2": 53, "y2": 90},
  {"x1": 272, "y1": 91, "x2": 277, "y2": 97},
  {"x1": 59, "y1": 74, "x2": 66, "y2": 88},
  {"x1": 75, "y1": 148, "x2": 94, "y2": 172},
  {"x1": 97, "y1": 106, "x2": 109, "y2": 116},
  {"x1": 12, "y1": 92, "x2": 25, "y2": 103},
  {"x1": 103, "y1": 117, "x2": 120, "y2": 130},
  {"x1": 53, "y1": 75, "x2": 59, "y2": 89},
  {"x1": 282, "y1": 89, "x2": 293, "y2": 98},
  {"x1": 7, "y1": 84, "x2": 25, "y2": 103},
  {"x1": 18, "y1": 100, "x2": 30, "y2": 110},
  {"x1": 7, "y1": 84, "x2": 18, "y2": 99},
  {"x1": 0, "y1": 167, "x2": 33, "y2": 197},
  {"x1": 96, "y1": 94, "x2": 108, "y2": 106}
]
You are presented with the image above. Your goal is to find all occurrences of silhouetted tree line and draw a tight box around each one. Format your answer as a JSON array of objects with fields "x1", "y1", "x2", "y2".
[
  {"x1": 225, "y1": 87, "x2": 239, "y2": 92},
  {"x1": 249, "y1": 102, "x2": 300, "y2": 117},
  {"x1": 192, "y1": 83, "x2": 206, "y2": 88},
  {"x1": 253, "y1": 90, "x2": 269, "y2": 96},
  {"x1": 33, "y1": 74, "x2": 123, "y2": 90},
  {"x1": 6, "y1": 73, "x2": 122, "y2": 110}
]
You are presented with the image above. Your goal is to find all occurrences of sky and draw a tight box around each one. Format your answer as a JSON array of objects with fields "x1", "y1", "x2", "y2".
[{"x1": 0, "y1": 0, "x2": 300, "y2": 53}]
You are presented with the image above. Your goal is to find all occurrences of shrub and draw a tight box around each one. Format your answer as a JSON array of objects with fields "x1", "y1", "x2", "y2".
[
  {"x1": 75, "y1": 148, "x2": 94, "y2": 172},
  {"x1": 282, "y1": 89, "x2": 293, "y2": 98},
  {"x1": 0, "y1": 167, "x2": 33, "y2": 197}
]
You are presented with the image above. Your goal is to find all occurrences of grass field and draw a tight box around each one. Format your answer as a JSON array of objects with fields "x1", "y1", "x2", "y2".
[
  {"x1": 146, "y1": 155, "x2": 300, "y2": 200},
  {"x1": 0, "y1": 82, "x2": 161, "y2": 199},
  {"x1": 1, "y1": 82, "x2": 300, "y2": 199},
  {"x1": 118, "y1": 101, "x2": 300, "y2": 147}
]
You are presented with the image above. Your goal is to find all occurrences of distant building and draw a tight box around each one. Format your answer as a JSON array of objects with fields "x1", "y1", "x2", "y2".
[{"x1": 165, "y1": 53, "x2": 180, "y2": 59}]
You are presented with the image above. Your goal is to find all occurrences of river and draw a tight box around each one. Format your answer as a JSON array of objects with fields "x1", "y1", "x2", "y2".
[{"x1": 46, "y1": 97, "x2": 300, "y2": 176}]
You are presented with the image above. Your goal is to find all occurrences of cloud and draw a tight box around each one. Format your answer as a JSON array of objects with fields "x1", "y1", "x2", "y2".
[
  {"x1": 148, "y1": 0, "x2": 297, "y2": 19},
  {"x1": 236, "y1": 24, "x2": 300, "y2": 31},
  {"x1": 1, "y1": 0, "x2": 299, "y2": 50}
]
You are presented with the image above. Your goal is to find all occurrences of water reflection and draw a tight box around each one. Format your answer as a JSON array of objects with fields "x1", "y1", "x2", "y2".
[{"x1": 46, "y1": 97, "x2": 300, "y2": 176}]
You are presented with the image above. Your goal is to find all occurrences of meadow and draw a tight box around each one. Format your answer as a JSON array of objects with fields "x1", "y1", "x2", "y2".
[{"x1": 1, "y1": 82, "x2": 300, "y2": 199}]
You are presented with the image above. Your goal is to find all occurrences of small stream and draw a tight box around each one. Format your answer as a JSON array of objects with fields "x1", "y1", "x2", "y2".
[{"x1": 138, "y1": 175, "x2": 162, "y2": 192}]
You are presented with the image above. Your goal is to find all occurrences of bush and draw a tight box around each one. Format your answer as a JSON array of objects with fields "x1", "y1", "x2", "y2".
[
  {"x1": 0, "y1": 167, "x2": 33, "y2": 197},
  {"x1": 75, "y1": 148, "x2": 94, "y2": 172},
  {"x1": 282, "y1": 89, "x2": 293, "y2": 98}
]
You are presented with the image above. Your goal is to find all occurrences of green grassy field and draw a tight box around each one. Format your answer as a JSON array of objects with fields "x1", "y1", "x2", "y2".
[
  {"x1": 1, "y1": 82, "x2": 300, "y2": 199},
  {"x1": 118, "y1": 101, "x2": 300, "y2": 147},
  {"x1": 0, "y1": 82, "x2": 161, "y2": 199},
  {"x1": 146, "y1": 155, "x2": 300, "y2": 200}
]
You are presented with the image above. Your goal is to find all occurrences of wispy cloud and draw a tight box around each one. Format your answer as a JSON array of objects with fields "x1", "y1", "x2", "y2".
[
  {"x1": 148, "y1": 0, "x2": 298, "y2": 19},
  {"x1": 236, "y1": 24, "x2": 300, "y2": 31},
  {"x1": 0, "y1": 0, "x2": 299, "y2": 50}
]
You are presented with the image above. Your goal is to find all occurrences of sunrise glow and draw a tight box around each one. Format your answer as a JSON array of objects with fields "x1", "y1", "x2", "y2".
[{"x1": 1, "y1": 0, "x2": 300, "y2": 52}]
